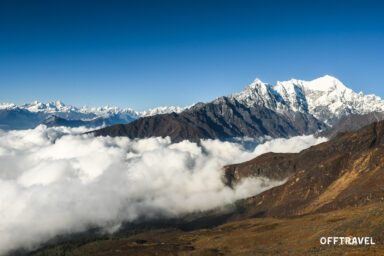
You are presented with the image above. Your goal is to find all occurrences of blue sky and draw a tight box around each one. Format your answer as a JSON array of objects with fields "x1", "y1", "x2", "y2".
[{"x1": 0, "y1": 0, "x2": 383, "y2": 110}]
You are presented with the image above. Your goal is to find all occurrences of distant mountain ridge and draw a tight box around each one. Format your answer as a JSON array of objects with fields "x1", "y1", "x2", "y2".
[
  {"x1": 0, "y1": 100, "x2": 187, "y2": 118},
  {"x1": 0, "y1": 101, "x2": 188, "y2": 130},
  {"x1": 92, "y1": 75, "x2": 384, "y2": 141}
]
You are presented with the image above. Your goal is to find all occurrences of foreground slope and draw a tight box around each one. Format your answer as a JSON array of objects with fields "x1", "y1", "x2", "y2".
[{"x1": 31, "y1": 203, "x2": 384, "y2": 256}]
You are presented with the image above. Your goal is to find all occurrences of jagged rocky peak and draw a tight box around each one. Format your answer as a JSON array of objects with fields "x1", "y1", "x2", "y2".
[
  {"x1": 233, "y1": 78, "x2": 269, "y2": 102},
  {"x1": 239, "y1": 78, "x2": 271, "y2": 94},
  {"x1": 19, "y1": 100, "x2": 76, "y2": 113},
  {"x1": 245, "y1": 78, "x2": 268, "y2": 88},
  {"x1": 228, "y1": 78, "x2": 284, "y2": 111}
]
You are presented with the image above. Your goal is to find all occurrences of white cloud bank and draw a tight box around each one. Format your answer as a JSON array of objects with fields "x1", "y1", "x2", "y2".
[{"x1": 0, "y1": 125, "x2": 327, "y2": 254}]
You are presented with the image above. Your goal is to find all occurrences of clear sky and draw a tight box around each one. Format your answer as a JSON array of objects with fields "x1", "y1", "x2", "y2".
[{"x1": 0, "y1": 0, "x2": 383, "y2": 110}]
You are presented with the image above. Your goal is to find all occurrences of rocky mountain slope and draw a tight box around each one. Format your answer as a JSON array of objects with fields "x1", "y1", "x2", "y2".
[
  {"x1": 317, "y1": 112, "x2": 384, "y2": 138},
  {"x1": 29, "y1": 203, "x2": 384, "y2": 256},
  {"x1": 92, "y1": 97, "x2": 324, "y2": 142}
]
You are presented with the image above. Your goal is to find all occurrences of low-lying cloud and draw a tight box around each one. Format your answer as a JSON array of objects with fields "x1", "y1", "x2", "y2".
[{"x1": 0, "y1": 125, "x2": 327, "y2": 254}]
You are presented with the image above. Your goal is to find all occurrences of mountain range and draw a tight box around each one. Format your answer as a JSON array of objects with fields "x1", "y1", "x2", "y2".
[
  {"x1": 3, "y1": 75, "x2": 384, "y2": 140},
  {"x1": 92, "y1": 75, "x2": 384, "y2": 141},
  {"x1": 0, "y1": 101, "x2": 186, "y2": 130}
]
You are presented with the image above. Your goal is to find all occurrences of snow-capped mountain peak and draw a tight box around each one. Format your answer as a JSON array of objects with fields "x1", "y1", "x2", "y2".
[
  {"x1": 276, "y1": 75, "x2": 347, "y2": 93},
  {"x1": 140, "y1": 106, "x2": 186, "y2": 117},
  {"x1": 0, "y1": 103, "x2": 17, "y2": 110},
  {"x1": 277, "y1": 75, "x2": 348, "y2": 92},
  {"x1": 247, "y1": 78, "x2": 265, "y2": 87},
  {"x1": 244, "y1": 78, "x2": 272, "y2": 92},
  {"x1": 232, "y1": 75, "x2": 384, "y2": 125},
  {"x1": 229, "y1": 78, "x2": 284, "y2": 111},
  {"x1": 305, "y1": 75, "x2": 346, "y2": 92}
]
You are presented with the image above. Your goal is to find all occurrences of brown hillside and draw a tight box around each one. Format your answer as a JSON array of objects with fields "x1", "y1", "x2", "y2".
[{"x1": 225, "y1": 121, "x2": 384, "y2": 218}]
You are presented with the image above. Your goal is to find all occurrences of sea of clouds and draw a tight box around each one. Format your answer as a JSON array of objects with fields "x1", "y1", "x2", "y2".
[{"x1": 0, "y1": 125, "x2": 327, "y2": 254}]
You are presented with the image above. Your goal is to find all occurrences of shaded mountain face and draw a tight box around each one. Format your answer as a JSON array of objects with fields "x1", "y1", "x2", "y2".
[
  {"x1": 317, "y1": 112, "x2": 384, "y2": 138},
  {"x1": 42, "y1": 115, "x2": 107, "y2": 128},
  {"x1": 91, "y1": 97, "x2": 325, "y2": 142},
  {"x1": 224, "y1": 120, "x2": 384, "y2": 218},
  {"x1": 0, "y1": 109, "x2": 45, "y2": 130}
]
